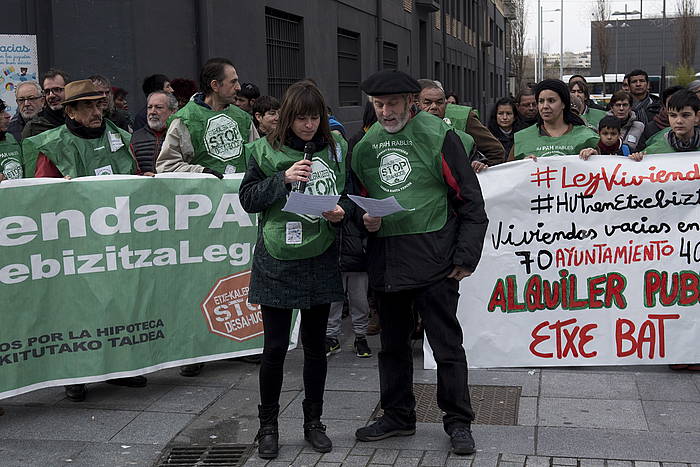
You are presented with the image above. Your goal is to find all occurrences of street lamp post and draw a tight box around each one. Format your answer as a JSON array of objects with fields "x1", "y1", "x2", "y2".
[
  {"x1": 611, "y1": 5, "x2": 641, "y2": 78},
  {"x1": 539, "y1": 8, "x2": 559, "y2": 80},
  {"x1": 560, "y1": 0, "x2": 563, "y2": 80}
]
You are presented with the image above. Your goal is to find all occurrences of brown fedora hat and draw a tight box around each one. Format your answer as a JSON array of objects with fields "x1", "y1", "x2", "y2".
[{"x1": 62, "y1": 79, "x2": 106, "y2": 105}]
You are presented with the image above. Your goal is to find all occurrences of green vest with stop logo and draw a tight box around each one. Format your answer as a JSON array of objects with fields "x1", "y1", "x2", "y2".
[
  {"x1": 22, "y1": 121, "x2": 136, "y2": 177},
  {"x1": 444, "y1": 104, "x2": 476, "y2": 131},
  {"x1": 247, "y1": 134, "x2": 347, "y2": 261},
  {"x1": 171, "y1": 100, "x2": 252, "y2": 174},
  {"x1": 0, "y1": 133, "x2": 23, "y2": 179},
  {"x1": 352, "y1": 111, "x2": 449, "y2": 238}
]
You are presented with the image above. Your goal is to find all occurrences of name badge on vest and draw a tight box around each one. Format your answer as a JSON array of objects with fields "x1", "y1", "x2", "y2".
[
  {"x1": 95, "y1": 165, "x2": 114, "y2": 176},
  {"x1": 108, "y1": 132, "x2": 124, "y2": 152},
  {"x1": 224, "y1": 165, "x2": 236, "y2": 174},
  {"x1": 285, "y1": 221, "x2": 302, "y2": 245}
]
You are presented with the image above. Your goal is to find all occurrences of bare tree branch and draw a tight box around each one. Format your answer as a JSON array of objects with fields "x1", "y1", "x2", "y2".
[
  {"x1": 676, "y1": 0, "x2": 698, "y2": 68},
  {"x1": 507, "y1": 0, "x2": 527, "y2": 89},
  {"x1": 592, "y1": 0, "x2": 611, "y2": 94}
]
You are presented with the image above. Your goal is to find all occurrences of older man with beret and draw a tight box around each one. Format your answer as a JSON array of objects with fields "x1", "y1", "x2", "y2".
[{"x1": 351, "y1": 70, "x2": 488, "y2": 455}]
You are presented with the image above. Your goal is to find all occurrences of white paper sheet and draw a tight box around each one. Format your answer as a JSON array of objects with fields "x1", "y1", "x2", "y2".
[
  {"x1": 281, "y1": 191, "x2": 341, "y2": 217},
  {"x1": 348, "y1": 194, "x2": 408, "y2": 217}
]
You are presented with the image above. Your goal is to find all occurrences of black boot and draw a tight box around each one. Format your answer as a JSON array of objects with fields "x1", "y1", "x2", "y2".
[
  {"x1": 303, "y1": 399, "x2": 332, "y2": 453},
  {"x1": 255, "y1": 404, "x2": 279, "y2": 459}
]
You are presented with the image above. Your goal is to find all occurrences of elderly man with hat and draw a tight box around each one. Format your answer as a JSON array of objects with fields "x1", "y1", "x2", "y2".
[
  {"x1": 351, "y1": 70, "x2": 488, "y2": 455},
  {"x1": 21, "y1": 80, "x2": 145, "y2": 402},
  {"x1": 23, "y1": 79, "x2": 139, "y2": 178}
]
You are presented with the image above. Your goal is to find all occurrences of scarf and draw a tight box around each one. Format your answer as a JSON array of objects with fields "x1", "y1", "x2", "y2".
[
  {"x1": 667, "y1": 128, "x2": 700, "y2": 152},
  {"x1": 65, "y1": 116, "x2": 107, "y2": 139},
  {"x1": 42, "y1": 106, "x2": 66, "y2": 127},
  {"x1": 285, "y1": 130, "x2": 328, "y2": 153},
  {"x1": 597, "y1": 139, "x2": 621, "y2": 155}
]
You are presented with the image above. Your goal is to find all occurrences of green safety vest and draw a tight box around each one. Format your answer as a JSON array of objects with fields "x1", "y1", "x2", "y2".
[
  {"x1": 444, "y1": 104, "x2": 474, "y2": 132},
  {"x1": 645, "y1": 127, "x2": 671, "y2": 148},
  {"x1": 455, "y1": 128, "x2": 475, "y2": 155},
  {"x1": 581, "y1": 107, "x2": 607, "y2": 130},
  {"x1": 0, "y1": 133, "x2": 23, "y2": 179},
  {"x1": 644, "y1": 131, "x2": 700, "y2": 154},
  {"x1": 22, "y1": 120, "x2": 136, "y2": 178},
  {"x1": 247, "y1": 134, "x2": 347, "y2": 261},
  {"x1": 352, "y1": 111, "x2": 449, "y2": 238},
  {"x1": 170, "y1": 100, "x2": 252, "y2": 174},
  {"x1": 513, "y1": 124, "x2": 599, "y2": 160}
]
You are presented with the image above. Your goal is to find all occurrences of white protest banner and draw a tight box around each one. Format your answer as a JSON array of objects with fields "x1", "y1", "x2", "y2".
[
  {"x1": 425, "y1": 153, "x2": 700, "y2": 369},
  {"x1": 0, "y1": 35, "x2": 39, "y2": 114}
]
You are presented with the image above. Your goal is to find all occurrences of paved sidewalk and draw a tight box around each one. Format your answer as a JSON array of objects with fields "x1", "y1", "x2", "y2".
[{"x1": 1, "y1": 321, "x2": 700, "y2": 467}]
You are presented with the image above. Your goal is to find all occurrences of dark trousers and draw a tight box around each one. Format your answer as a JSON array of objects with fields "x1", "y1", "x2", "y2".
[
  {"x1": 376, "y1": 278, "x2": 474, "y2": 433},
  {"x1": 259, "y1": 305, "x2": 330, "y2": 407}
]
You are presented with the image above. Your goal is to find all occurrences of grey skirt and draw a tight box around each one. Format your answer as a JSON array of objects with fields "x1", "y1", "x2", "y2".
[{"x1": 249, "y1": 237, "x2": 344, "y2": 309}]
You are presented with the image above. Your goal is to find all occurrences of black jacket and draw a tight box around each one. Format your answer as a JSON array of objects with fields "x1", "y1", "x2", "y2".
[
  {"x1": 131, "y1": 125, "x2": 166, "y2": 173},
  {"x1": 339, "y1": 129, "x2": 369, "y2": 272},
  {"x1": 7, "y1": 111, "x2": 26, "y2": 142},
  {"x1": 487, "y1": 121, "x2": 515, "y2": 160},
  {"x1": 21, "y1": 106, "x2": 65, "y2": 139},
  {"x1": 354, "y1": 128, "x2": 488, "y2": 292}
]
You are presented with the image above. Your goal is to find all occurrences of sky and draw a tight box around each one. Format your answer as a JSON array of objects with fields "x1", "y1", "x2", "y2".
[{"x1": 524, "y1": 0, "x2": 692, "y2": 54}]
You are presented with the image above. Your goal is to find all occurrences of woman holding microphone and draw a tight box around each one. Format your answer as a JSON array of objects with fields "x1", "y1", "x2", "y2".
[{"x1": 240, "y1": 80, "x2": 347, "y2": 459}]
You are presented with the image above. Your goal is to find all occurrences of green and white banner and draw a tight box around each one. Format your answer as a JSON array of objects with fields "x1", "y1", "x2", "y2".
[{"x1": 0, "y1": 174, "x2": 298, "y2": 400}]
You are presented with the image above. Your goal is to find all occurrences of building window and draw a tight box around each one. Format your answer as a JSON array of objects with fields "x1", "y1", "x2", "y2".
[
  {"x1": 403, "y1": 0, "x2": 413, "y2": 12},
  {"x1": 383, "y1": 42, "x2": 398, "y2": 69},
  {"x1": 265, "y1": 8, "x2": 304, "y2": 99},
  {"x1": 337, "y1": 29, "x2": 361, "y2": 106}
]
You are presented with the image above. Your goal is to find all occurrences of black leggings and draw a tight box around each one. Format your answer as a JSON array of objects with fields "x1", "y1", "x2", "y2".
[{"x1": 259, "y1": 304, "x2": 330, "y2": 406}]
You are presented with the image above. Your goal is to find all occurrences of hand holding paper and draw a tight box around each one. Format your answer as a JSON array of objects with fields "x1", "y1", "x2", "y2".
[
  {"x1": 348, "y1": 194, "x2": 407, "y2": 217},
  {"x1": 282, "y1": 191, "x2": 341, "y2": 217}
]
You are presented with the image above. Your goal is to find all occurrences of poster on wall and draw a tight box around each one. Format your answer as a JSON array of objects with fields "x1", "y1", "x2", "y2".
[{"x1": 0, "y1": 35, "x2": 39, "y2": 114}]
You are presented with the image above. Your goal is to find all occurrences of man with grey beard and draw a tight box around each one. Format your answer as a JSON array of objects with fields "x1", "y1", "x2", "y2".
[
  {"x1": 130, "y1": 91, "x2": 177, "y2": 173},
  {"x1": 351, "y1": 70, "x2": 487, "y2": 456},
  {"x1": 8, "y1": 81, "x2": 44, "y2": 141}
]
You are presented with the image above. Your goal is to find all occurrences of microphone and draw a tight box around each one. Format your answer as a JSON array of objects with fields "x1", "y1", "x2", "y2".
[{"x1": 291, "y1": 142, "x2": 316, "y2": 193}]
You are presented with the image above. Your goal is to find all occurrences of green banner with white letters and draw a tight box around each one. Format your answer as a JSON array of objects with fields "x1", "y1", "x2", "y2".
[{"x1": 0, "y1": 174, "x2": 296, "y2": 399}]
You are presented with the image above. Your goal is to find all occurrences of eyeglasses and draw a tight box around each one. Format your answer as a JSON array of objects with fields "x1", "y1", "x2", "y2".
[
  {"x1": 16, "y1": 95, "x2": 44, "y2": 104},
  {"x1": 44, "y1": 87, "x2": 65, "y2": 95}
]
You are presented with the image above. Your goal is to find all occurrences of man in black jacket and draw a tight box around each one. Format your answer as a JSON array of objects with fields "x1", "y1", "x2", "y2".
[
  {"x1": 130, "y1": 91, "x2": 177, "y2": 173},
  {"x1": 351, "y1": 70, "x2": 488, "y2": 456}
]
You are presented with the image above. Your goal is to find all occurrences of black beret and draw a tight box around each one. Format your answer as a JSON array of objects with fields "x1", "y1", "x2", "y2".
[{"x1": 360, "y1": 70, "x2": 421, "y2": 96}]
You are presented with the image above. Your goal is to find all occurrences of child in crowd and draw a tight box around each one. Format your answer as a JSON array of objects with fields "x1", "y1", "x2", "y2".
[
  {"x1": 579, "y1": 116, "x2": 639, "y2": 160},
  {"x1": 636, "y1": 89, "x2": 700, "y2": 156}
]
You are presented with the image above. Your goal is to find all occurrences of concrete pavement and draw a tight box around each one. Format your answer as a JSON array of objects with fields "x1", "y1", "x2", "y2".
[{"x1": 1, "y1": 319, "x2": 700, "y2": 467}]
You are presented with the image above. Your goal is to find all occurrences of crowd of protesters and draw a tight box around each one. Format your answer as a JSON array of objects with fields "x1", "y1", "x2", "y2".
[{"x1": 1, "y1": 59, "x2": 700, "y2": 459}]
